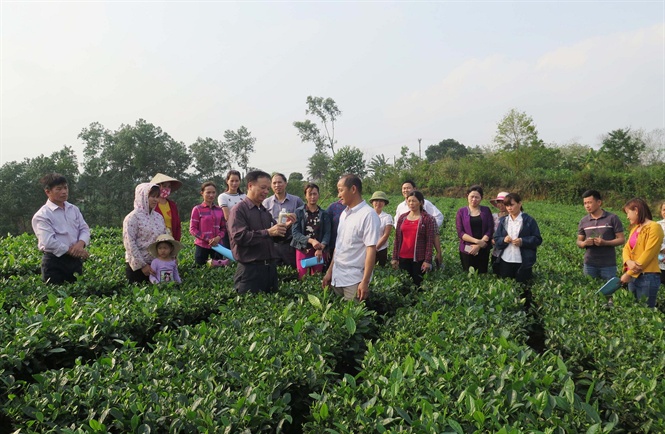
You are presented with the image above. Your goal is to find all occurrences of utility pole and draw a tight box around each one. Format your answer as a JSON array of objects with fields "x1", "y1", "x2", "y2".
[{"x1": 418, "y1": 138, "x2": 422, "y2": 159}]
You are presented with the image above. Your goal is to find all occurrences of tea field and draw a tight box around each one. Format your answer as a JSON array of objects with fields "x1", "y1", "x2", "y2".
[{"x1": 1, "y1": 198, "x2": 663, "y2": 433}]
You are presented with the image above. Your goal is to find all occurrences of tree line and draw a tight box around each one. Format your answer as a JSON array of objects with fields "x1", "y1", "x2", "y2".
[{"x1": 1, "y1": 101, "x2": 663, "y2": 236}]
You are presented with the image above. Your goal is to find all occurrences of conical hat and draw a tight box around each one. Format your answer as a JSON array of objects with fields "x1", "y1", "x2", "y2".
[{"x1": 150, "y1": 173, "x2": 182, "y2": 191}]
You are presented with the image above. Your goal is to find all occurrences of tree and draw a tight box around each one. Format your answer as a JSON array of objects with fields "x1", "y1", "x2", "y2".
[
  {"x1": 494, "y1": 109, "x2": 539, "y2": 151},
  {"x1": 307, "y1": 151, "x2": 331, "y2": 183},
  {"x1": 286, "y1": 172, "x2": 305, "y2": 196},
  {"x1": 79, "y1": 119, "x2": 191, "y2": 226},
  {"x1": 224, "y1": 126, "x2": 256, "y2": 175},
  {"x1": 598, "y1": 128, "x2": 646, "y2": 168},
  {"x1": 326, "y1": 146, "x2": 366, "y2": 192},
  {"x1": 630, "y1": 128, "x2": 664, "y2": 165},
  {"x1": 0, "y1": 146, "x2": 80, "y2": 234},
  {"x1": 190, "y1": 137, "x2": 228, "y2": 183},
  {"x1": 368, "y1": 154, "x2": 392, "y2": 185},
  {"x1": 425, "y1": 139, "x2": 469, "y2": 162},
  {"x1": 294, "y1": 96, "x2": 341, "y2": 156}
]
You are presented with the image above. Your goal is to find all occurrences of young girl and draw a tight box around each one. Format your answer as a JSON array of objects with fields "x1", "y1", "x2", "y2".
[
  {"x1": 190, "y1": 181, "x2": 229, "y2": 267},
  {"x1": 148, "y1": 234, "x2": 182, "y2": 283}
]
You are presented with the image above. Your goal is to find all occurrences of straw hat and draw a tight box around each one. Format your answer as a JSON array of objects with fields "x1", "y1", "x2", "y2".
[
  {"x1": 148, "y1": 233, "x2": 183, "y2": 259},
  {"x1": 369, "y1": 191, "x2": 390, "y2": 205},
  {"x1": 490, "y1": 191, "x2": 509, "y2": 208},
  {"x1": 150, "y1": 173, "x2": 182, "y2": 191}
]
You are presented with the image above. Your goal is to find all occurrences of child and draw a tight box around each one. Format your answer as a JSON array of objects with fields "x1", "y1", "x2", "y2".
[{"x1": 148, "y1": 234, "x2": 182, "y2": 284}]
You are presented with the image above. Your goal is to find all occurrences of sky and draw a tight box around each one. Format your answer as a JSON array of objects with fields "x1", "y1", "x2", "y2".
[{"x1": 2, "y1": 1, "x2": 664, "y2": 177}]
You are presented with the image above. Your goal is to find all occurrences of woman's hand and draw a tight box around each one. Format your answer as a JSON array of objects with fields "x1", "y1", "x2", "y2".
[
  {"x1": 208, "y1": 236, "x2": 221, "y2": 247},
  {"x1": 141, "y1": 265, "x2": 154, "y2": 276},
  {"x1": 314, "y1": 249, "x2": 323, "y2": 259},
  {"x1": 504, "y1": 235, "x2": 512, "y2": 244},
  {"x1": 620, "y1": 272, "x2": 633, "y2": 284},
  {"x1": 625, "y1": 260, "x2": 641, "y2": 272},
  {"x1": 468, "y1": 245, "x2": 481, "y2": 256},
  {"x1": 477, "y1": 239, "x2": 488, "y2": 249},
  {"x1": 511, "y1": 238, "x2": 522, "y2": 247},
  {"x1": 310, "y1": 239, "x2": 322, "y2": 250}
]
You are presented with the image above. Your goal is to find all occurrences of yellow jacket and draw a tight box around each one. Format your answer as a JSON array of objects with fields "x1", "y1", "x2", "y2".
[{"x1": 622, "y1": 221, "x2": 664, "y2": 277}]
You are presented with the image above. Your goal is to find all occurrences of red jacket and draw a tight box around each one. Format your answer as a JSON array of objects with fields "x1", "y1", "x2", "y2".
[
  {"x1": 393, "y1": 210, "x2": 436, "y2": 263},
  {"x1": 154, "y1": 198, "x2": 182, "y2": 241}
]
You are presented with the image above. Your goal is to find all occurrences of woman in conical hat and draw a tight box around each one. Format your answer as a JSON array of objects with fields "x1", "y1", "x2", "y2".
[{"x1": 150, "y1": 173, "x2": 183, "y2": 241}]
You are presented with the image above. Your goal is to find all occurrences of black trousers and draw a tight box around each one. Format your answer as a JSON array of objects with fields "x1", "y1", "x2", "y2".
[
  {"x1": 125, "y1": 262, "x2": 150, "y2": 284},
  {"x1": 376, "y1": 249, "x2": 388, "y2": 267},
  {"x1": 399, "y1": 258, "x2": 425, "y2": 287},
  {"x1": 194, "y1": 245, "x2": 224, "y2": 266},
  {"x1": 41, "y1": 252, "x2": 83, "y2": 284},
  {"x1": 235, "y1": 261, "x2": 279, "y2": 294},
  {"x1": 460, "y1": 248, "x2": 491, "y2": 273}
]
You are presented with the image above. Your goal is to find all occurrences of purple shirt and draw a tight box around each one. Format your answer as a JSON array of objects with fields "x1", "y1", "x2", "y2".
[
  {"x1": 228, "y1": 197, "x2": 279, "y2": 263},
  {"x1": 455, "y1": 206, "x2": 494, "y2": 253}
]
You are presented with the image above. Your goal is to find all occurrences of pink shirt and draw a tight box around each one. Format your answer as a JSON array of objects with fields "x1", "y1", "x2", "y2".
[{"x1": 190, "y1": 203, "x2": 227, "y2": 249}]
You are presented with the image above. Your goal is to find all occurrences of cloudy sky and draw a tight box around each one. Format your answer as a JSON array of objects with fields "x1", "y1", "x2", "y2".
[{"x1": 2, "y1": 1, "x2": 663, "y2": 177}]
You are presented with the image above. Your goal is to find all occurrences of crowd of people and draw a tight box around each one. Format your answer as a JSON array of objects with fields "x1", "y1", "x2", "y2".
[{"x1": 31, "y1": 172, "x2": 665, "y2": 307}]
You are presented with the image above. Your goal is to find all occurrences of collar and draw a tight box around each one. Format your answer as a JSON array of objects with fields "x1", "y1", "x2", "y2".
[
  {"x1": 345, "y1": 200, "x2": 367, "y2": 215},
  {"x1": 46, "y1": 199, "x2": 69, "y2": 211},
  {"x1": 589, "y1": 209, "x2": 608, "y2": 220}
]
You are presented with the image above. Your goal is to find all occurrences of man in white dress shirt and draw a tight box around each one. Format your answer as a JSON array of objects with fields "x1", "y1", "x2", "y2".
[
  {"x1": 31, "y1": 174, "x2": 91, "y2": 284},
  {"x1": 323, "y1": 174, "x2": 381, "y2": 301}
]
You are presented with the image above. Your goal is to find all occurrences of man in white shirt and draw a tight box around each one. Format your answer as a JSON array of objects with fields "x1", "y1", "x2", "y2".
[
  {"x1": 394, "y1": 180, "x2": 444, "y2": 266},
  {"x1": 323, "y1": 174, "x2": 381, "y2": 301},
  {"x1": 31, "y1": 174, "x2": 91, "y2": 284}
]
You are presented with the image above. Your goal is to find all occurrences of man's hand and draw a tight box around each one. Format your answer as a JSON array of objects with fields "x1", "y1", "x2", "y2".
[
  {"x1": 68, "y1": 241, "x2": 89, "y2": 260},
  {"x1": 592, "y1": 238, "x2": 605, "y2": 246},
  {"x1": 357, "y1": 281, "x2": 370, "y2": 301},
  {"x1": 322, "y1": 271, "x2": 332, "y2": 289},
  {"x1": 583, "y1": 238, "x2": 595, "y2": 247},
  {"x1": 268, "y1": 223, "x2": 287, "y2": 237},
  {"x1": 421, "y1": 262, "x2": 431, "y2": 272},
  {"x1": 391, "y1": 259, "x2": 399, "y2": 270}
]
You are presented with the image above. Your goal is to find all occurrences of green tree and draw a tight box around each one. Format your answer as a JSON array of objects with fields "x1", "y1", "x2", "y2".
[
  {"x1": 307, "y1": 151, "x2": 332, "y2": 183},
  {"x1": 190, "y1": 137, "x2": 228, "y2": 183},
  {"x1": 598, "y1": 128, "x2": 646, "y2": 168},
  {"x1": 494, "y1": 109, "x2": 539, "y2": 151},
  {"x1": 286, "y1": 172, "x2": 305, "y2": 196},
  {"x1": 294, "y1": 96, "x2": 341, "y2": 156},
  {"x1": 493, "y1": 109, "x2": 543, "y2": 172},
  {"x1": 326, "y1": 146, "x2": 366, "y2": 192},
  {"x1": 79, "y1": 119, "x2": 191, "y2": 226},
  {"x1": 0, "y1": 146, "x2": 79, "y2": 235},
  {"x1": 368, "y1": 154, "x2": 392, "y2": 185},
  {"x1": 224, "y1": 126, "x2": 256, "y2": 175},
  {"x1": 425, "y1": 139, "x2": 469, "y2": 162}
]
